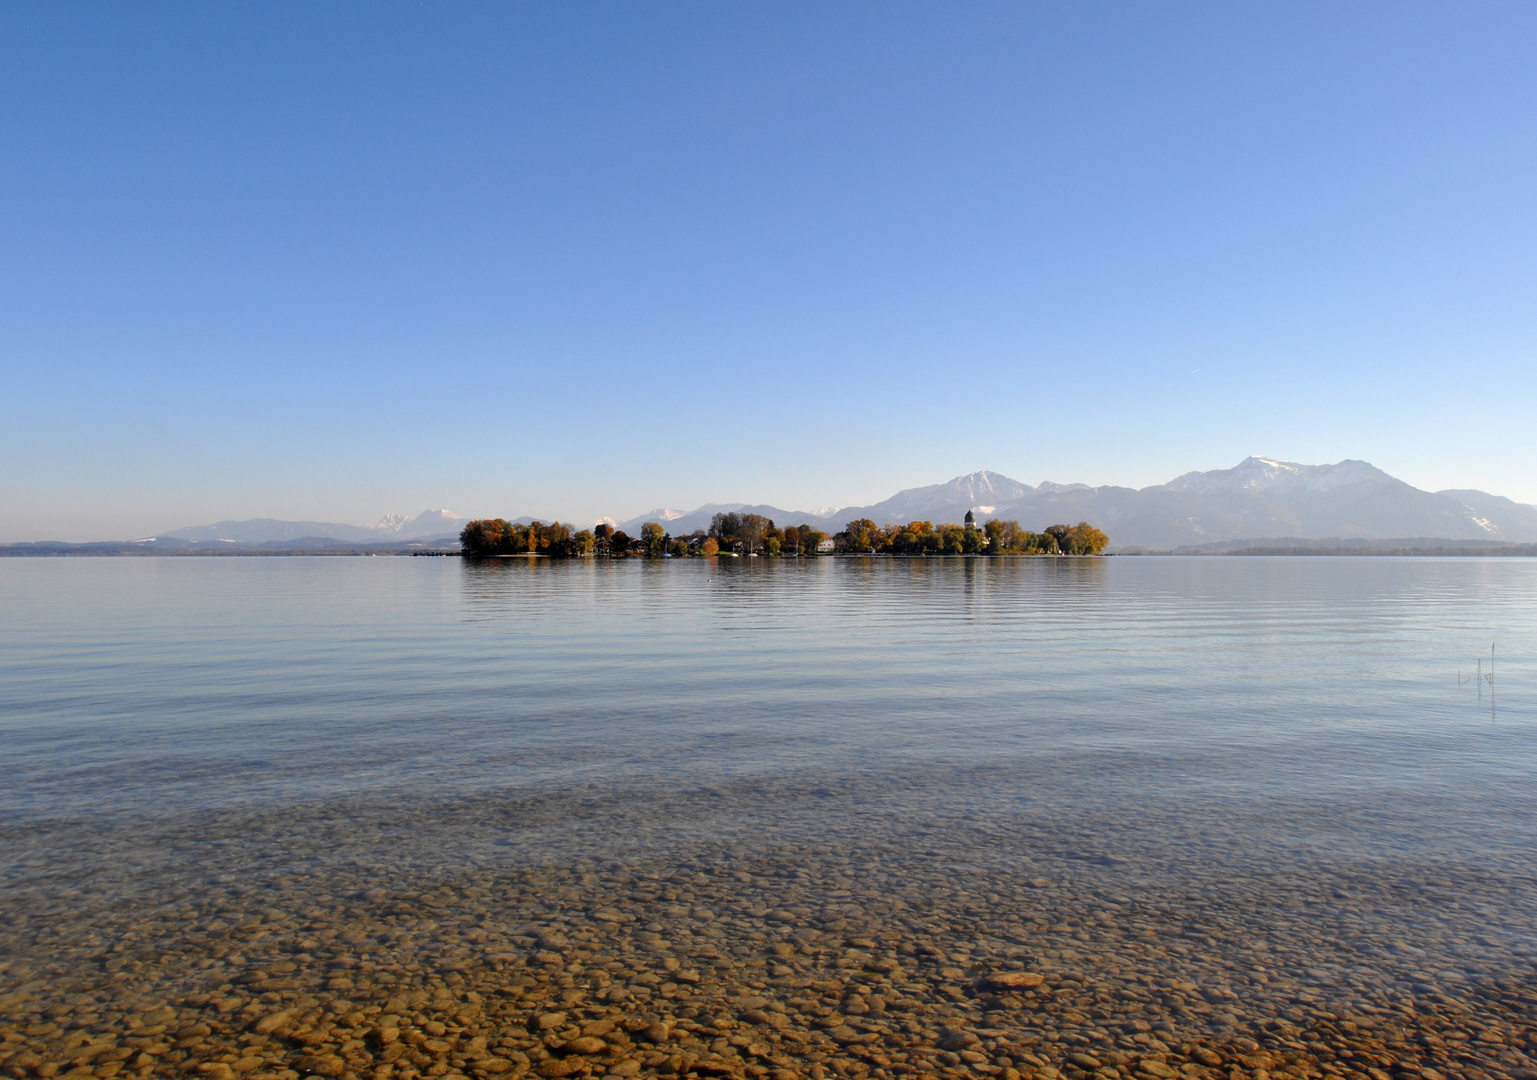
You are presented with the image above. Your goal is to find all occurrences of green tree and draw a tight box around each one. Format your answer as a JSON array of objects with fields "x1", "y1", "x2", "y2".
[
  {"x1": 984, "y1": 518, "x2": 1008, "y2": 554},
  {"x1": 1046, "y1": 521, "x2": 1109, "y2": 554},
  {"x1": 782, "y1": 525, "x2": 801, "y2": 554},
  {"x1": 574, "y1": 529, "x2": 596, "y2": 556},
  {"x1": 544, "y1": 522, "x2": 574, "y2": 556},
  {"x1": 640, "y1": 521, "x2": 666, "y2": 556},
  {"x1": 939, "y1": 525, "x2": 966, "y2": 555}
]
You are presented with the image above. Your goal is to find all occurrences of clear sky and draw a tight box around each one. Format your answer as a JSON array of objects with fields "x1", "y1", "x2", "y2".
[{"x1": 3, "y1": 3, "x2": 1534, "y2": 540}]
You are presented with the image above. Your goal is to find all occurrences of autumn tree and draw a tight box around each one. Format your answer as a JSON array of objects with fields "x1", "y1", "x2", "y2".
[
  {"x1": 980, "y1": 520, "x2": 1108, "y2": 554},
  {"x1": 737, "y1": 514, "x2": 769, "y2": 553},
  {"x1": 888, "y1": 521, "x2": 940, "y2": 555},
  {"x1": 461, "y1": 510, "x2": 1097, "y2": 560},
  {"x1": 708, "y1": 511, "x2": 770, "y2": 553},
  {"x1": 1047, "y1": 522, "x2": 1110, "y2": 554},
  {"x1": 459, "y1": 519, "x2": 504, "y2": 556},
  {"x1": 461, "y1": 519, "x2": 586, "y2": 557},
  {"x1": 842, "y1": 518, "x2": 884, "y2": 553}
]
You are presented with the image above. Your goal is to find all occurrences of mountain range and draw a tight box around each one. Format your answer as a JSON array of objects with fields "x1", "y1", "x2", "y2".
[
  {"x1": 104, "y1": 458, "x2": 1537, "y2": 553},
  {"x1": 616, "y1": 457, "x2": 1537, "y2": 551},
  {"x1": 160, "y1": 509, "x2": 466, "y2": 544}
]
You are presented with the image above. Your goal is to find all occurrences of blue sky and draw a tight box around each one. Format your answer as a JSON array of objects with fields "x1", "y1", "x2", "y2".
[{"x1": 3, "y1": 3, "x2": 1534, "y2": 540}]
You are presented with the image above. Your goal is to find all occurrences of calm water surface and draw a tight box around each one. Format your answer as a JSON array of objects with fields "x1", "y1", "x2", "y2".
[
  {"x1": 4, "y1": 556, "x2": 1530, "y2": 821},
  {"x1": 2, "y1": 556, "x2": 1535, "y2": 1077}
]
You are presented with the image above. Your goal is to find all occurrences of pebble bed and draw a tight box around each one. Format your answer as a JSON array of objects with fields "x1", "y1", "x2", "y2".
[{"x1": 4, "y1": 766, "x2": 1536, "y2": 1080}]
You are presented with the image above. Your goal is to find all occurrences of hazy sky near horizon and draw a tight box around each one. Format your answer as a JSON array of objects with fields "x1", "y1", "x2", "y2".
[{"x1": 3, "y1": 4, "x2": 1535, "y2": 540}]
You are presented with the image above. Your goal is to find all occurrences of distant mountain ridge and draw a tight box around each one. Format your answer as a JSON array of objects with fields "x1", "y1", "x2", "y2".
[
  {"x1": 987, "y1": 456, "x2": 1537, "y2": 550},
  {"x1": 149, "y1": 458, "x2": 1537, "y2": 552},
  {"x1": 163, "y1": 508, "x2": 465, "y2": 544},
  {"x1": 618, "y1": 458, "x2": 1537, "y2": 551}
]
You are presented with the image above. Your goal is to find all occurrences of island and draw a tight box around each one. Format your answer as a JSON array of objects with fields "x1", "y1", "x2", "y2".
[{"x1": 458, "y1": 512, "x2": 1108, "y2": 558}]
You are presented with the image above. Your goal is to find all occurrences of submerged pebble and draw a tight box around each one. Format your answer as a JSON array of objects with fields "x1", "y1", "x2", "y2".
[{"x1": 2, "y1": 769, "x2": 1536, "y2": 1080}]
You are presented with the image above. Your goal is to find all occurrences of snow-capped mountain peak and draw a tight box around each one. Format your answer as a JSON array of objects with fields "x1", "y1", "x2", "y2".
[
  {"x1": 359, "y1": 509, "x2": 466, "y2": 537},
  {"x1": 1167, "y1": 457, "x2": 1393, "y2": 496},
  {"x1": 402, "y1": 509, "x2": 465, "y2": 530},
  {"x1": 153, "y1": 461, "x2": 1537, "y2": 552}
]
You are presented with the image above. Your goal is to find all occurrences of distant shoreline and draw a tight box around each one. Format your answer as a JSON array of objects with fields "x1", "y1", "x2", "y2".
[
  {"x1": 4, "y1": 544, "x2": 1537, "y2": 559},
  {"x1": 1176, "y1": 543, "x2": 1537, "y2": 557}
]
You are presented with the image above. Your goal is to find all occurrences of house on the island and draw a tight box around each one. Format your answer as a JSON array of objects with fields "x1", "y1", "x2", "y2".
[{"x1": 816, "y1": 537, "x2": 836, "y2": 554}]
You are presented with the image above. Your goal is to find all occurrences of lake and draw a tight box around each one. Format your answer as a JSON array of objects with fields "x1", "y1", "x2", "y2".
[{"x1": 2, "y1": 556, "x2": 1534, "y2": 1080}]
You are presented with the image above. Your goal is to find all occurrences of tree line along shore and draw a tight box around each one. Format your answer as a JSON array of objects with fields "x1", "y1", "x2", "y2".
[{"x1": 459, "y1": 512, "x2": 1109, "y2": 558}]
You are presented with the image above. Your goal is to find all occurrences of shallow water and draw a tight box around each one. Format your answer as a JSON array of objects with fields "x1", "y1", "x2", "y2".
[{"x1": 2, "y1": 556, "x2": 1535, "y2": 1080}]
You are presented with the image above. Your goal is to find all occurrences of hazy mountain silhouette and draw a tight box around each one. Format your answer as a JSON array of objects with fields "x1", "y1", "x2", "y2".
[
  {"x1": 163, "y1": 508, "x2": 465, "y2": 544},
  {"x1": 156, "y1": 459, "x2": 1537, "y2": 551},
  {"x1": 621, "y1": 457, "x2": 1537, "y2": 550}
]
